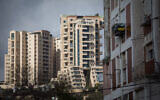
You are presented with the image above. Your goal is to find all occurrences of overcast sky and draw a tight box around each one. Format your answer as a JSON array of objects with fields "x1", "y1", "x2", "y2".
[{"x1": 0, "y1": 0, "x2": 104, "y2": 81}]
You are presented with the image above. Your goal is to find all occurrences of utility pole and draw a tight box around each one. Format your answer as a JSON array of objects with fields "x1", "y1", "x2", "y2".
[{"x1": 152, "y1": 0, "x2": 160, "y2": 73}]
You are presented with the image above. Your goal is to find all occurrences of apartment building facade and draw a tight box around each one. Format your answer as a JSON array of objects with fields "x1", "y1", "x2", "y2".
[
  {"x1": 58, "y1": 15, "x2": 104, "y2": 90},
  {"x1": 103, "y1": 0, "x2": 160, "y2": 100},
  {"x1": 27, "y1": 30, "x2": 53, "y2": 85},
  {"x1": 4, "y1": 31, "x2": 28, "y2": 86},
  {"x1": 54, "y1": 38, "x2": 61, "y2": 78},
  {"x1": 5, "y1": 30, "x2": 54, "y2": 86},
  {"x1": 90, "y1": 66, "x2": 103, "y2": 87}
]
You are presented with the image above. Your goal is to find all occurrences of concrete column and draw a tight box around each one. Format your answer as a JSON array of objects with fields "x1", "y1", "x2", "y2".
[{"x1": 152, "y1": 0, "x2": 160, "y2": 73}]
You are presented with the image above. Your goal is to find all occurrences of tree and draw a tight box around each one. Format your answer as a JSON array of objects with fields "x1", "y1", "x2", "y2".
[{"x1": 52, "y1": 80, "x2": 83, "y2": 100}]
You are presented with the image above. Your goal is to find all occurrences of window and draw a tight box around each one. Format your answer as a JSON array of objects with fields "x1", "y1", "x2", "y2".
[
  {"x1": 11, "y1": 41, "x2": 14, "y2": 47},
  {"x1": 64, "y1": 28, "x2": 68, "y2": 32},
  {"x1": 70, "y1": 57, "x2": 73, "y2": 61},
  {"x1": 70, "y1": 49, "x2": 73, "y2": 52},
  {"x1": 123, "y1": 68, "x2": 127, "y2": 83},
  {"x1": 11, "y1": 33, "x2": 14, "y2": 40},
  {"x1": 70, "y1": 24, "x2": 73, "y2": 27},
  {"x1": 70, "y1": 32, "x2": 73, "y2": 35},
  {"x1": 11, "y1": 49, "x2": 14, "y2": 55},
  {"x1": 64, "y1": 37, "x2": 68, "y2": 40},
  {"x1": 70, "y1": 19, "x2": 73, "y2": 21},
  {"x1": 148, "y1": 50, "x2": 153, "y2": 60},
  {"x1": 64, "y1": 45, "x2": 68, "y2": 49},
  {"x1": 70, "y1": 40, "x2": 73, "y2": 47},
  {"x1": 82, "y1": 25, "x2": 89, "y2": 32},
  {"x1": 117, "y1": 69, "x2": 121, "y2": 85},
  {"x1": 63, "y1": 20, "x2": 66, "y2": 23},
  {"x1": 64, "y1": 54, "x2": 68, "y2": 57},
  {"x1": 146, "y1": 43, "x2": 153, "y2": 62},
  {"x1": 122, "y1": 52, "x2": 126, "y2": 67},
  {"x1": 11, "y1": 56, "x2": 14, "y2": 62},
  {"x1": 126, "y1": 4, "x2": 131, "y2": 38}
]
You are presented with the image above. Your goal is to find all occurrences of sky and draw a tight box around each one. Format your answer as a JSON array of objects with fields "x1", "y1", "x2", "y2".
[{"x1": 0, "y1": 0, "x2": 104, "y2": 81}]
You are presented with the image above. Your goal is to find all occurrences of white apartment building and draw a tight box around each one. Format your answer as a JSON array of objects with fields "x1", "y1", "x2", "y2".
[
  {"x1": 27, "y1": 30, "x2": 53, "y2": 85},
  {"x1": 4, "y1": 30, "x2": 28, "y2": 86},
  {"x1": 5, "y1": 30, "x2": 54, "y2": 86}
]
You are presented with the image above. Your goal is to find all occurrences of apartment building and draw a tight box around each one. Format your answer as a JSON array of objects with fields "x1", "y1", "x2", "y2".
[
  {"x1": 58, "y1": 65, "x2": 86, "y2": 92},
  {"x1": 4, "y1": 31, "x2": 28, "y2": 86},
  {"x1": 54, "y1": 38, "x2": 61, "y2": 77},
  {"x1": 27, "y1": 30, "x2": 53, "y2": 85},
  {"x1": 103, "y1": 0, "x2": 160, "y2": 100},
  {"x1": 90, "y1": 66, "x2": 103, "y2": 87},
  {"x1": 5, "y1": 30, "x2": 54, "y2": 86},
  {"x1": 58, "y1": 15, "x2": 104, "y2": 89}
]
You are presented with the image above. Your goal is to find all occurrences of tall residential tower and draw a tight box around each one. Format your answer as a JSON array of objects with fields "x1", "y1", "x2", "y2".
[
  {"x1": 5, "y1": 30, "x2": 54, "y2": 86},
  {"x1": 4, "y1": 31, "x2": 28, "y2": 86},
  {"x1": 59, "y1": 15, "x2": 104, "y2": 90},
  {"x1": 27, "y1": 30, "x2": 53, "y2": 85}
]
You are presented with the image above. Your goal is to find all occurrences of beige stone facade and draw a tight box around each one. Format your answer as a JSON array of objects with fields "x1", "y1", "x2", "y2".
[
  {"x1": 5, "y1": 30, "x2": 54, "y2": 86},
  {"x1": 4, "y1": 30, "x2": 28, "y2": 86},
  {"x1": 58, "y1": 15, "x2": 104, "y2": 89},
  {"x1": 90, "y1": 66, "x2": 103, "y2": 87},
  {"x1": 27, "y1": 30, "x2": 53, "y2": 85},
  {"x1": 54, "y1": 38, "x2": 61, "y2": 77}
]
